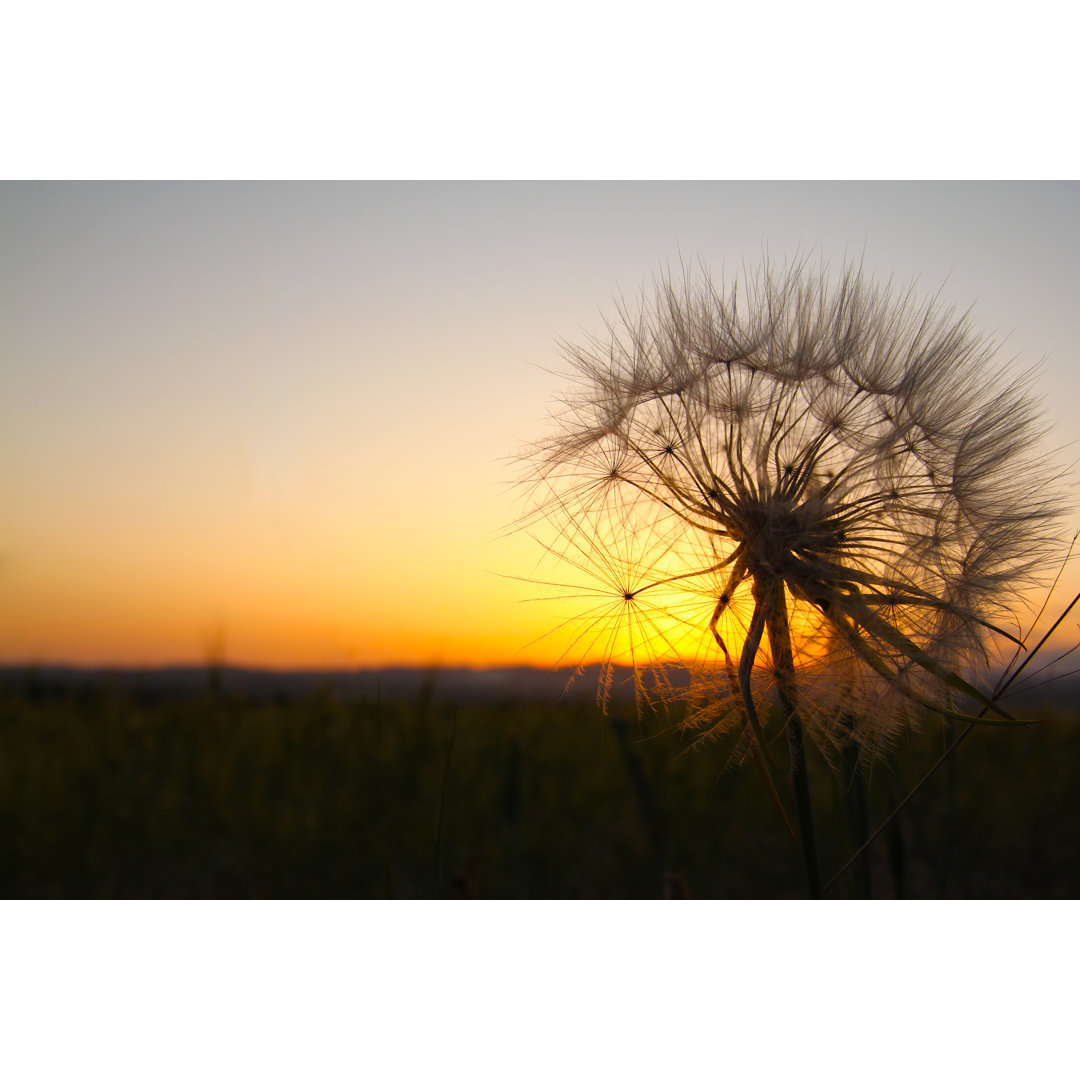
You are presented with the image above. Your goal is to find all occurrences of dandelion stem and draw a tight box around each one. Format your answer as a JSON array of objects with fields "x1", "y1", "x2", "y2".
[{"x1": 760, "y1": 575, "x2": 823, "y2": 899}]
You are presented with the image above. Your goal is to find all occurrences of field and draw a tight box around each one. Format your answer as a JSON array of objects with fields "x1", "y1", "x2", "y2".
[{"x1": 2, "y1": 669, "x2": 1078, "y2": 899}]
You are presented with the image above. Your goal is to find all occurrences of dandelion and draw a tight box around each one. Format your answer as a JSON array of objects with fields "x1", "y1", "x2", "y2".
[{"x1": 519, "y1": 258, "x2": 1067, "y2": 896}]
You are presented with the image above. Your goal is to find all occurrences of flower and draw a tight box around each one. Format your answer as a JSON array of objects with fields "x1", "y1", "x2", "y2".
[{"x1": 521, "y1": 260, "x2": 1067, "y2": 763}]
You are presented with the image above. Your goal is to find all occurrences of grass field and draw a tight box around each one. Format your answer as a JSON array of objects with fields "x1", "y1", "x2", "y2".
[{"x1": 1, "y1": 671, "x2": 1077, "y2": 898}]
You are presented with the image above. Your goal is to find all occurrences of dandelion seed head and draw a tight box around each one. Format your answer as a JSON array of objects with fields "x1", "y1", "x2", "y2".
[{"x1": 518, "y1": 259, "x2": 1070, "y2": 761}]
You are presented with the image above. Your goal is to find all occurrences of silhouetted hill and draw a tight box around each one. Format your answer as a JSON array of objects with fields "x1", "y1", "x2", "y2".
[
  {"x1": 2, "y1": 656, "x2": 1078, "y2": 708},
  {"x1": 0, "y1": 663, "x2": 646, "y2": 705}
]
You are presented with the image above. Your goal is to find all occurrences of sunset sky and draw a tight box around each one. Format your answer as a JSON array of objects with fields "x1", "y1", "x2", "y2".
[{"x1": 3, "y1": 181, "x2": 1079, "y2": 669}]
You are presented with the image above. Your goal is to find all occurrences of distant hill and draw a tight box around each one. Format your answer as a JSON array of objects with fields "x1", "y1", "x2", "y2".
[
  {"x1": 2, "y1": 656, "x2": 1078, "y2": 708},
  {"x1": 0, "y1": 663, "x2": 641, "y2": 705}
]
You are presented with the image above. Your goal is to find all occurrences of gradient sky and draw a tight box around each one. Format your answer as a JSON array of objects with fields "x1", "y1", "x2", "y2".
[{"x1": 3, "y1": 182, "x2": 1079, "y2": 669}]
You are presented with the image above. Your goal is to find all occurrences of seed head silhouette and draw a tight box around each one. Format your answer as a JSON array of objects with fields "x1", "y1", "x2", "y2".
[{"x1": 521, "y1": 260, "x2": 1066, "y2": 765}]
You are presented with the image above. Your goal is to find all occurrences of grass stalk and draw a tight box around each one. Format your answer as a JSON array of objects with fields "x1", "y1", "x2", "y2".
[
  {"x1": 825, "y1": 585, "x2": 1080, "y2": 895},
  {"x1": 503, "y1": 728, "x2": 523, "y2": 898},
  {"x1": 840, "y1": 727, "x2": 872, "y2": 898},
  {"x1": 434, "y1": 710, "x2": 457, "y2": 888},
  {"x1": 611, "y1": 715, "x2": 666, "y2": 877}
]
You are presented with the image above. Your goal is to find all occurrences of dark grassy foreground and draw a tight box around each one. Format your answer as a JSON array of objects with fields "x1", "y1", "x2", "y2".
[{"x1": 1, "y1": 673, "x2": 1078, "y2": 898}]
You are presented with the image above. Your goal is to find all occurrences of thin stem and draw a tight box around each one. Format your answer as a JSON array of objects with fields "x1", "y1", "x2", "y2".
[
  {"x1": 826, "y1": 724, "x2": 974, "y2": 894},
  {"x1": 824, "y1": 587, "x2": 1080, "y2": 895},
  {"x1": 434, "y1": 711, "x2": 457, "y2": 889},
  {"x1": 758, "y1": 574, "x2": 823, "y2": 898},
  {"x1": 840, "y1": 718, "x2": 872, "y2": 899},
  {"x1": 611, "y1": 715, "x2": 667, "y2": 875}
]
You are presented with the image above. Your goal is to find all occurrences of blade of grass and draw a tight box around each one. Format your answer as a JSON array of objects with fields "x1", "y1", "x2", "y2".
[
  {"x1": 825, "y1": 586, "x2": 1080, "y2": 895},
  {"x1": 434, "y1": 710, "x2": 457, "y2": 889}
]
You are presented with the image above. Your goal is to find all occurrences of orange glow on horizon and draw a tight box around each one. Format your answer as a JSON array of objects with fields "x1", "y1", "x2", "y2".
[{"x1": 6, "y1": 554, "x2": 1073, "y2": 673}]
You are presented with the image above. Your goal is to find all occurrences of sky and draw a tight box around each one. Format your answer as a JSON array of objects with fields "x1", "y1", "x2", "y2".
[{"x1": 3, "y1": 181, "x2": 1080, "y2": 669}]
